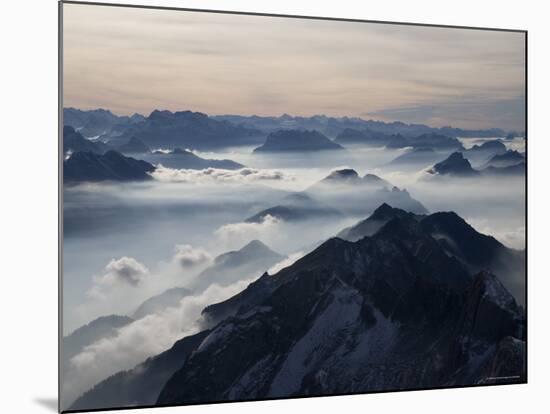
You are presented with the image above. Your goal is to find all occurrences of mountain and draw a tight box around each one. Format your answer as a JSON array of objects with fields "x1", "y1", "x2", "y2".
[
  {"x1": 253, "y1": 130, "x2": 344, "y2": 153},
  {"x1": 64, "y1": 150, "x2": 155, "y2": 182},
  {"x1": 116, "y1": 137, "x2": 151, "y2": 155},
  {"x1": 427, "y1": 152, "x2": 479, "y2": 177},
  {"x1": 191, "y1": 241, "x2": 283, "y2": 292},
  {"x1": 245, "y1": 192, "x2": 342, "y2": 223},
  {"x1": 333, "y1": 128, "x2": 397, "y2": 146},
  {"x1": 213, "y1": 113, "x2": 506, "y2": 139},
  {"x1": 71, "y1": 207, "x2": 525, "y2": 410},
  {"x1": 387, "y1": 147, "x2": 449, "y2": 171},
  {"x1": 132, "y1": 287, "x2": 193, "y2": 320},
  {"x1": 338, "y1": 205, "x2": 525, "y2": 304},
  {"x1": 307, "y1": 169, "x2": 428, "y2": 215},
  {"x1": 482, "y1": 150, "x2": 525, "y2": 169},
  {"x1": 63, "y1": 315, "x2": 134, "y2": 373},
  {"x1": 143, "y1": 148, "x2": 245, "y2": 170},
  {"x1": 462, "y1": 140, "x2": 507, "y2": 166},
  {"x1": 69, "y1": 329, "x2": 211, "y2": 410},
  {"x1": 108, "y1": 110, "x2": 262, "y2": 150},
  {"x1": 64, "y1": 108, "x2": 145, "y2": 138},
  {"x1": 482, "y1": 162, "x2": 526, "y2": 176},
  {"x1": 395, "y1": 132, "x2": 464, "y2": 150},
  {"x1": 63, "y1": 125, "x2": 111, "y2": 155},
  {"x1": 420, "y1": 211, "x2": 525, "y2": 301},
  {"x1": 335, "y1": 129, "x2": 463, "y2": 150}
]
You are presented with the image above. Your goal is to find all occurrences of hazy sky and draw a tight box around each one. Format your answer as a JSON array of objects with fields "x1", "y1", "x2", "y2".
[{"x1": 63, "y1": 3, "x2": 526, "y2": 131}]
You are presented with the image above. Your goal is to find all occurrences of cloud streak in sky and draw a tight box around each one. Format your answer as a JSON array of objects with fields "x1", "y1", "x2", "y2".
[{"x1": 63, "y1": 4, "x2": 525, "y2": 130}]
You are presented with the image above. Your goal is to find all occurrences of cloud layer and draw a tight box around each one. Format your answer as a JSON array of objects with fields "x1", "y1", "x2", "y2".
[{"x1": 151, "y1": 166, "x2": 291, "y2": 184}]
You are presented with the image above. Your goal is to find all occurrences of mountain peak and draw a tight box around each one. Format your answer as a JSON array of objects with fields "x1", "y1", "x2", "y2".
[
  {"x1": 370, "y1": 203, "x2": 397, "y2": 219},
  {"x1": 240, "y1": 239, "x2": 272, "y2": 254},
  {"x1": 325, "y1": 168, "x2": 360, "y2": 181},
  {"x1": 428, "y1": 151, "x2": 479, "y2": 176}
]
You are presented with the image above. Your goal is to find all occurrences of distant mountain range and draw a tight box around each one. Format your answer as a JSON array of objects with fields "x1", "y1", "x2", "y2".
[
  {"x1": 64, "y1": 108, "x2": 145, "y2": 138},
  {"x1": 64, "y1": 109, "x2": 263, "y2": 150},
  {"x1": 335, "y1": 130, "x2": 464, "y2": 150},
  {"x1": 64, "y1": 108, "x2": 514, "y2": 153},
  {"x1": 70, "y1": 204, "x2": 525, "y2": 411},
  {"x1": 213, "y1": 113, "x2": 509, "y2": 138},
  {"x1": 253, "y1": 130, "x2": 344, "y2": 153}
]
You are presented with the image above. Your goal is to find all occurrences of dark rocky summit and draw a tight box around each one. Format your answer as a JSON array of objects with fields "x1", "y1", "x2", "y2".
[
  {"x1": 427, "y1": 152, "x2": 479, "y2": 177},
  {"x1": 64, "y1": 150, "x2": 155, "y2": 182}
]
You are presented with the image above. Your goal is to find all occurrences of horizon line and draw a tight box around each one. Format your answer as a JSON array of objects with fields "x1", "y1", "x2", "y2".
[{"x1": 63, "y1": 106, "x2": 518, "y2": 133}]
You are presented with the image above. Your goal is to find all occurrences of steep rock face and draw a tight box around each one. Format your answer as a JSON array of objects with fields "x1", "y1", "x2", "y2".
[
  {"x1": 154, "y1": 215, "x2": 523, "y2": 405},
  {"x1": 420, "y1": 211, "x2": 525, "y2": 304},
  {"x1": 253, "y1": 130, "x2": 344, "y2": 153},
  {"x1": 69, "y1": 207, "x2": 525, "y2": 411},
  {"x1": 64, "y1": 150, "x2": 155, "y2": 182}
]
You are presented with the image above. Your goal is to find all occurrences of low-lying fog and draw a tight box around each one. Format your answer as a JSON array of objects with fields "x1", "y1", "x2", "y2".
[{"x1": 62, "y1": 138, "x2": 525, "y2": 408}]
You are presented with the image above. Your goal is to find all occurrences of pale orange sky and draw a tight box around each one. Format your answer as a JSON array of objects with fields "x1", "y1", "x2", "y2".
[{"x1": 62, "y1": 3, "x2": 526, "y2": 131}]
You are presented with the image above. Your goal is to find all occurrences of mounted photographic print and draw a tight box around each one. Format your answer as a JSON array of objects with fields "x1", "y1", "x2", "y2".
[{"x1": 60, "y1": 1, "x2": 527, "y2": 412}]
